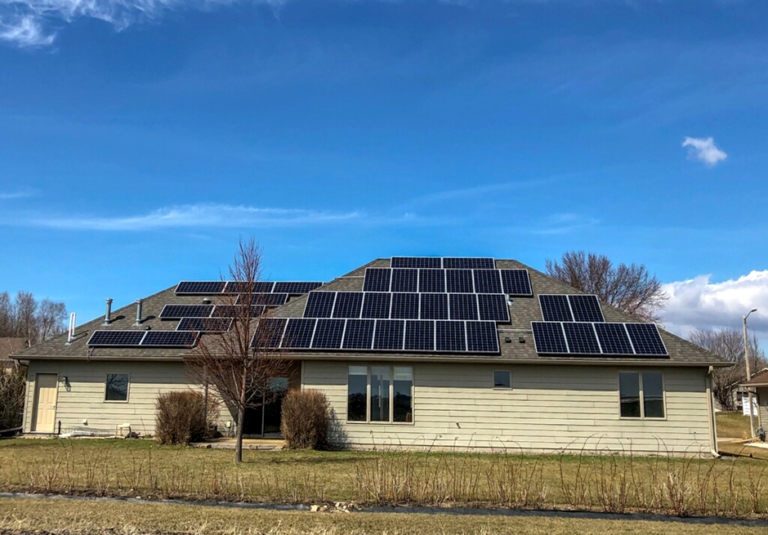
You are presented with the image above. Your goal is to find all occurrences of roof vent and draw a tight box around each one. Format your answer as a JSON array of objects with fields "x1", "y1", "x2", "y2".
[
  {"x1": 103, "y1": 298, "x2": 113, "y2": 326},
  {"x1": 518, "y1": 336, "x2": 525, "y2": 344},
  {"x1": 202, "y1": 298, "x2": 212, "y2": 304},
  {"x1": 66, "y1": 312, "x2": 76, "y2": 344},
  {"x1": 134, "y1": 299, "x2": 143, "y2": 326}
]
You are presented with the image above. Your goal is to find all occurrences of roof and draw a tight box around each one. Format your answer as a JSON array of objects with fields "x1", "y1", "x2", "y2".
[
  {"x1": 741, "y1": 370, "x2": 768, "y2": 387},
  {"x1": 13, "y1": 258, "x2": 728, "y2": 367}
]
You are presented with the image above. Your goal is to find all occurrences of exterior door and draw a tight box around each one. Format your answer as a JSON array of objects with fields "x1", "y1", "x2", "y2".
[{"x1": 32, "y1": 374, "x2": 58, "y2": 433}]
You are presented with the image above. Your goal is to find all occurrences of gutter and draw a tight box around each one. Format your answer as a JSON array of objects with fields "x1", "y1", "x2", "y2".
[{"x1": 706, "y1": 366, "x2": 720, "y2": 458}]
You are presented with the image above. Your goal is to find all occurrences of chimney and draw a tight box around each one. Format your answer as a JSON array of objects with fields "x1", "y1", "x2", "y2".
[
  {"x1": 134, "y1": 299, "x2": 143, "y2": 326},
  {"x1": 103, "y1": 298, "x2": 113, "y2": 326}
]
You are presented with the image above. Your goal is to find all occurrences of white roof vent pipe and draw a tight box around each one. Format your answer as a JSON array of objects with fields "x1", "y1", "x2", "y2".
[
  {"x1": 134, "y1": 299, "x2": 143, "y2": 326},
  {"x1": 66, "y1": 312, "x2": 76, "y2": 344},
  {"x1": 103, "y1": 298, "x2": 113, "y2": 326}
]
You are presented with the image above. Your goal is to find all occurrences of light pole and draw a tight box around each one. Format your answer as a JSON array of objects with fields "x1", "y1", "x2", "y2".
[{"x1": 743, "y1": 308, "x2": 758, "y2": 438}]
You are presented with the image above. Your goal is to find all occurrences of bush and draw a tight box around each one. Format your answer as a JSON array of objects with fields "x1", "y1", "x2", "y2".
[
  {"x1": 155, "y1": 391, "x2": 218, "y2": 445},
  {"x1": 281, "y1": 389, "x2": 329, "y2": 450},
  {"x1": 0, "y1": 367, "x2": 26, "y2": 431}
]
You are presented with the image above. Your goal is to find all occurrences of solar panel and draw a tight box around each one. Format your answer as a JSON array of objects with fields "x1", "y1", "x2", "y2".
[
  {"x1": 212, "y1": 305, "x2": 264, "y2": 318},
  {"x1": 177, "y1": 317, "x2": 233, "y2": 332},
  {"x1": 225, "y1": 281, "x2": 274, "y2": 294},
  {"x1": 466, "y1": 321, "x2": 499, "y2": 353},
  {"x1": 363, "y1": 268, "x2": 391, "y2": 292},
  {"x1": 531, "y1": 322, "x2": 568, "y2": 354},
  {"x1": 252, "y1": 318, "x2": 287, "y2": 349},
  {"x1": 449, "y1": 294, "x2": 479, "y2": 320},
  {"x1": 500, "y1": 269, "x2": 532, "y2": 296},
  {"x1": 361, "y1": 292, "x2": 391, "y2": 319},
  {"x1": 159, "y1": 305, "x2": 214, "y2": 319},
  {"x1": 88, "y1": 330, "x2": 146, "y2": 347},
  {"x1": 391, "y1": 269, "x2": 418, "y2": 292},
  {"x1": 282, "y1": 318, "x2": 317, "y2": 348},
  {"x1": 625, "y1": 323, "x2": 668, "y2": 356},
  {"x1": 311, "y1": 319, "x2": 345, "y2": 349},
  {"x1": 142, "y1": 331, "x2": 197, "y2": 348},
  {"x1": 443, "y1": 258, "x2": 495, "y2": 269},
  {"x1": 473, "y1": 270, "x2": 502, "y2": 294},
  {"x1": 568, "y1": 295, "x2": 605, "y2": 322},
  {"x1": 594, "y1": 323, "x2": 634, "y2": 355},
  {"x1": 420, "y1": 293, "x2": 448, "y2": 320},
  {"x1": 249, "y1": 293, "x2": 289, "y2": 306},
  {"x1": 436, "y1": 321, "x2": 466, "y2": 352},
  {"x1": 418, "y1": 269, "x2": 446, "y2": 293},
  {"x1": 342, "y1": 319, "x2": 375, "y2": 349},
  {"x1": 304, "y1": 292, "x2": 337, "y2": 318},
  {"x1": 332, "y1": 292, "x2": 364, "y2": 318},
  {"x1": 477, "y1": 294, "x2": 510, "y2": 322},
  {"x1": 175, "y1": 281, "x2": 226, "y2": 295},
  {"x1": 446, "y1": 269, "x2": 474, "y2": 293},
  {"x1": 274, "y1": 282, "x2": 324, "y2": 294},
  {"x1": 373, "y1": 319, "x2": 405, "y2": 350},
  {"x1": 562, "y1": 322, "x2": 601, "y2": 354},
  {"x1": 391, "y1": 257, "x2": 441, "y2": 269},
  {"x1": 391, "y1": 293, "x2": 419, "y2": 319},
  {"x1": 405, "y1": 320, "x2": 435, "y2": 351},
  {"x1": 539, "y1": 295, "x2": 573, "y2": 322}
]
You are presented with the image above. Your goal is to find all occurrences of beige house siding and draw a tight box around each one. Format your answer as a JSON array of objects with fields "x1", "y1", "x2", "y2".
[
  {"x1": 757, "y1": 386, "x2": 768, "y2": 430},
  {"x1": 23, "y1": 360, "x2": 234, "y2": 436},
  {"x1": 303, "y1": 361, "x2": 713, "y2": 455}
]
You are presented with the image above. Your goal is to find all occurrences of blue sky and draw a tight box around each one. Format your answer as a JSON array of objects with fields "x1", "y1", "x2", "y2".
[{"x1": 0, "y1": 0, "x2": 766, "y2": 341}]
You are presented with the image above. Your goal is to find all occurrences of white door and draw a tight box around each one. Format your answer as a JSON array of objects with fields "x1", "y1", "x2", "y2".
[{"x1": 32, "y1": 374, "x2": 58, "y2": 433}]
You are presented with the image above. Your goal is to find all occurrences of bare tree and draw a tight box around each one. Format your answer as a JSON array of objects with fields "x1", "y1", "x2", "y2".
[
  {"x1": 37, "y1": 299, "x2": 67, "y2": 342},
  {"x1": 545, "y1": 251, "x2": 668, "y2": 322},
  {"x1": 689, "y1": 328, "x2": 766, "y2": 410},
  {"x1": 14, "y1": 292, "x2": 37, "y2": 343},
  {"x1": 0, "y1": 292, "x2": 14, "y2": 337},
  {"x1": 185, "y1": 238, "x2": 291, "y2": 463}
]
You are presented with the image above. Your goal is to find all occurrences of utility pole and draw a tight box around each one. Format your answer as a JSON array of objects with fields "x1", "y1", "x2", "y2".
[{"x1": 743, "y1": 309, "x2": 758, "y2": 438}]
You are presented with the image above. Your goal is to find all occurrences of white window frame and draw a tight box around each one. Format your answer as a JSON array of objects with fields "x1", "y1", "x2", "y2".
[
  {"x1": 347, "y1": 365, "x2": 414, "y2": 425},
  {"x1": 618, "y1": 370, "x2": 666, "y2": 420},
  {"x1": 104, "y1": 373, "x2": 131, "y2": 403}
]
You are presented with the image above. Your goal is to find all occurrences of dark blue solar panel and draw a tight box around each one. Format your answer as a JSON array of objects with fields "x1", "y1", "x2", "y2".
[
  {"x1": 594, "y1": 323, "x2": 634, "y2": 355},
  {"x1": 249, "y1": 293, "x2": 288, "y2": 306},
  {"x1": 373, "y1": 320, "x2": 405, "y2": 350},
  {"x1": 562, "y1": 322, "x2": 601, "y2": 354},
  {"x1": 500, "y1": 270, "x2": 532, "y2": 296},
  {"x1": 342, "y1": 319, "x2": 375, "y2": 349},
  {"x1": 252, "y1": 318, "x2": 287, "y2": 349},
  {"x1": 332, "y1": 292, "x2": 364, "y2": 318},
  {"x1": 418, "y1": 269, "x2": 446, "y2": 293},
  {"x1": 175, "y1": 281, "x2": 226, "y2": 294},
  {"x1": 405, "y1": 320, "x2": 435, "y2": 351},
  {"x1": 436, "y1": 321, "x2": 466, "y2": 352},
  {"x1": 88, "y1": 331, "x2": 146, "y2": 347},
  {"x1": 625, "y1": 323, "x2": 668, "y2": 356},
  {"x1": 449, "y1": 294, "x2": 478, "y2": 320},
  {"x1": 446, "y1": 269, "x2": 474, "y2": 293},
  {"x1": 160, "y1": 305, "x2": 214, "y2": 319},
  {"x1": 477, "y1": 294, "x2": 510, "y2": 322},
  {"x1": 391, "y1": 257, "x2": 441, "y2": 269},
  {"x1": 391, "y1": 293, "x2": 419, "y2": 320},
  {"x1": 311, "y1": 319, "x2": 345, "y2": 349},
  {"x1": 273, "y1": 282, "x2": 323, "y2": 294},
  {"x1": 531, "y1": 322, "x2": 568, "y2": 354},
  {"x1": 304, "y1": 292, "x2": 336, "y2": 318},
  {"x1": 539, "y1": 295, "x2": 573, "y2": 322},
  {"x1": 361, "y1": 293, "x2": 391, "y2": 319},
  {"x1": 472, "y1": 270, "x2": 502, "y2": 294},
  {"x1": 282, "y1": 318, "x2": 317, "y2": 348},
  {"x1": 225, "y1": 281, "x2": 274, "y2": 294},
  {"x1": 212, "y1": 305, "x2": 264, "y2": 318},
  {"x1": 177, "y1": 317, "x2": 232, "y2": 332},
  {"x1": 142, "y1": 331, "x2": 197, "y2": 348},
  {"x1": 568, "y1": 295, "x2": 605, "y2": 322},
  {"x1": 443, "y1": 258, "x2": 495, "y2": 269},
  {"x1": 420, "y1": 293, "x2": 448, "y2": 320},
  {"x1": 391, "y1": 269, "x2": 418, "y2": 292},
  {"x1": 363, "y1": 268, "x2": 391, "y2": 292},
  {"x1": 465, "y1": 321, "x2": 499, "y2": 353}
]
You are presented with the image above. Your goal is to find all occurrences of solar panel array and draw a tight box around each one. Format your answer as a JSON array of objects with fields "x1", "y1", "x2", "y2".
[
  {"x1": 539, "y1": 294, "x2": 605, "y2": 322},
  {"x1": 175, "y1": 280, "x2": 323, "y2": 295},
  {"x1": 88, "y1": 330, "x2": 198, "y2": 348},
  {"x1": 303, "y1": 291, "x2": 510, "y2": 322},
  {"x1": 531, "y1": 322, "x2": 668, "y2": 357},
  {"x1": 255, "y1": 318, "x2": 500, "y2": 354},
  {"x1": 364, "y1": 268, "x2": 532, "y2": 296},
  {"x1": 391, "y1": 257, "x2": 495, "y2": 269}
]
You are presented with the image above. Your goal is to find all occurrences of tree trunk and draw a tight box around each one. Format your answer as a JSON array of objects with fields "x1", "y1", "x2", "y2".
[{"x1": 235, "y1": 404, "x2": 245, "y2": 464}]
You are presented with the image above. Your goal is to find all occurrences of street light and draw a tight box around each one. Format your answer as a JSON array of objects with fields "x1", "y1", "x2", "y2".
[{"x1": 744, "y1": 308, "x2": 758, "y2": 438}]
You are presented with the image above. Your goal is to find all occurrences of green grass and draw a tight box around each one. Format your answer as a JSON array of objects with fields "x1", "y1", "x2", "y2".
[
  {"x1": 717, "y1": 412, "x2": 753, "y2": 440},
  {"x1": 0, "y1": 498, "x2": 766, "y2": 535}
]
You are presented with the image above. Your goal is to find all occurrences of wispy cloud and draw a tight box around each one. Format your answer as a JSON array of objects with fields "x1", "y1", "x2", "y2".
[
  {"x1": 682, "y1": 136, "x2": 728, "y2": 167},
  {"x1": 0, "y1": 188, "x2": 37, "y2": 200},
  {"x1": 4, "y1": 203, "x2": 360, "y2": 230}
]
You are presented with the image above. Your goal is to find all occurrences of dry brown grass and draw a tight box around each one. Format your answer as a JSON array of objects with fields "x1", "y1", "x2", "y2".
[{"x1": 717, "y1": 412, "x2": 753, "y2": 440}]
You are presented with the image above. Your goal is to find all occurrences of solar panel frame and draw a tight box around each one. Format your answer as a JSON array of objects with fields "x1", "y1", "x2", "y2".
[
  {"x1": 568, "y1": 294, "x2": 605, "y2": 322},
  {"x1": 420, "y1": 293, "x2": 448, "y2": 320},
  {"x1": 391, "y1": 269, "x2": 418, "y2": 292},
  {"x1": 175, "y1": 281, "x2": 226, "y2": 295},
  {"x1": 391, "y1": 293, "x2": 420, "y2": 320},
  {"x1": 274, "y1": 281, "x2": 324, "y2": 294},
  {"x1": 282, "y1": 318, "x2": 317, "y2": 348},
  {"x1": 176, "y1": 317, "x2": 233, "y2": 332},
  {"x1": 445, "y1": 269, "x2": 475, "y2": 293},
  {"x1": 363, "y1": 268, "x2": 391, "y2": 292},
  {"x1": 342, "y1": 319, "x2": 375, "y2": 350},
  {"x1": 303, "y1": 292, "x2": 337, "y2": 318},
  {"x1": 391, "y1": 257, "x2": 442, "y2": 269},
  {"x1": 404, "y1": 320, "x2": 435, "y2": 351},
  {"x1": 465, "y1": 321, "x2": 500, "y2": 353},
  {"x1": 435, "y1": 320, "x2": 467, "y2": 352},
  {"x1": 361, "y1": 292, "x2": 391, "y2": 319},
  {"x1": 594, "y1": 322, "x2": 635, "y2": 355},
  {"x1": 538, "y1": 295, "x2": 574, "y2": 322},
  {"x1": 449, "y1": 294, "x2": 479, "y2": 320},
  {"x1": 625, "y1": 323, "x2": 668, "y2": 356},
  {"x1": 418, "y1": 269, "x2": 446, "y2": 293},
  {"x1": 442, "y1": 258, "x2": 495, "y2": 269},
  {"x1": 562, "y1": 322, "x2": 602, "y2": 354},
  {"x1": 472, "y1": 269, "x2": 503, "y2": 294},
  {"x1": 332, "y1": 292, "x2": 364, "y2": 319},
  {"x1": 87, "y1": 330, "x2": 146, "y2": 347},
  {"x1": 373, "y1": 319, "x2": 405, "y2": 350},
  {"x1": 531, "y1": 322, "x2": 569, "y2": 354},
  {"x1": 477, "y1": 294, "x2": 510, "y2": 322},
  {"x1": 141, "y1": 331, "x2": 198, "y2": 348},
  {"x1": 311, "y1": 319, "x2": 346, "y2": 349},
  {"x1": 500, "y1": 269, "x2": 533, "y2": 296},
  {"x1": 159, "y1": 305, "x2": 214, "y2": 319}
]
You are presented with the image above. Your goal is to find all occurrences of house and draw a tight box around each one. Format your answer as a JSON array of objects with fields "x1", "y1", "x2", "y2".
[
  {"x1": 1, "y1": 337, "x2": 27, "y2": 372},
  {"x1": 740, "y1": 370, "x2": 768, "y2": 429},
  {"x1": 12, "y1": 257, "x2": 728, "y2": 455}
]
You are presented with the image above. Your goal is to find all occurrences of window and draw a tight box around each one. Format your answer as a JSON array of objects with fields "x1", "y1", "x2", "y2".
[
  {"x1": 493, "y1": 370, "x2": 511, "y2": 389},
  {"x1": 105, "y1": 374, "x2": 129, "y2": 402},
  {"x1": 619, "y1": 371, "x2": 664, "y2": 419},
  {"x1": 347, "y1": 365, "x2": 413, "y2": 423}
]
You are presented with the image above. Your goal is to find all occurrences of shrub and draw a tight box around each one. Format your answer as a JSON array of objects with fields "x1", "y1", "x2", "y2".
[
  {"x1": 281, "y1": 389, "x2": 329, "y2": 450},
  {"x1": 155, "y1": 391, "x2": 218, "y2": 445},
  {"x1": 0, "y1": 367, "x2": 26, "y2": 431}
]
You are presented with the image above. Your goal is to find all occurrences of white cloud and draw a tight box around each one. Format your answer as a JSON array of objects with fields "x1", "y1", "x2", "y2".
[
  {"x1": 0, "y1": 188, "x2": 37, "y2": 200},
  {"x1": 682, "y1": 136, "x2": 728, "y2": 167},
  {"x1": 0, "y1": 14, "x2": 53, "y2": 47},
  {"x1": 661, "y1": 270, "x2": 768, "y2": 343},
  {"x1": 7, "y1": 203, "x2": 360, "y2": 230}
]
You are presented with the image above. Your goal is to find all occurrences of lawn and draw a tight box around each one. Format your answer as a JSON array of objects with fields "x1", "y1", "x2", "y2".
[
  {"x1": 717, "y1": 411, "x2": 754, "y2": 440},
  {"x1": 1, "y1": 497, "x2": 766, "y2": 535},
  {"x1": 1, "y1": 438, "x2": 768, "y2": 518}
]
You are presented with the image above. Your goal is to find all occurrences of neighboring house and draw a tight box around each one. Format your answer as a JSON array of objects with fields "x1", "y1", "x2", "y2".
[
  {"x1": 12, "y1": 257, "x2": 728, "y2": 455},
  {"x1": 740, "y1": 370, "x2": 768, "y2": 430},
  {"x1": 1, "y1": 337, "x2": 27, "y2": 372}
]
